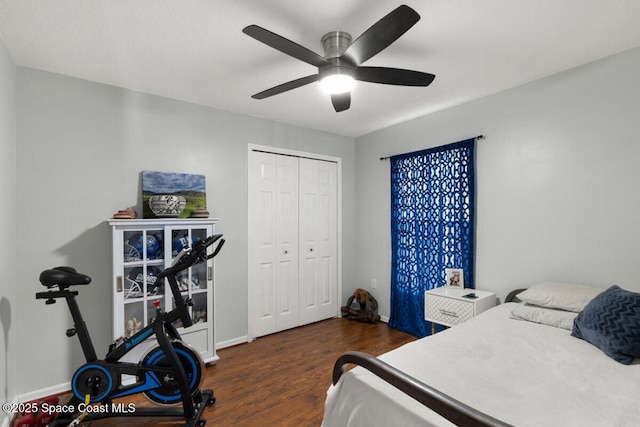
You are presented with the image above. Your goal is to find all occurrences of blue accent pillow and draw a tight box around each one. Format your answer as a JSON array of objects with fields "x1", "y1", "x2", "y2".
[{"x1": 572, "y1": 285, "x2": 640, "y2": 364}]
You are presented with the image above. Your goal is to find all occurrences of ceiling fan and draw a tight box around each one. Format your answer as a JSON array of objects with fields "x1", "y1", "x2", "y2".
[{"x1": 242, "y1": 4, "x2": 435, "y2": 112}]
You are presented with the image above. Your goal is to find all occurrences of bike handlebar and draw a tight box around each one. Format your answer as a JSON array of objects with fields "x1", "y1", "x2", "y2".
[
  {"x1": 156, "y1": 234, "x2": 225, "y2": 280},
  {"x1": 157, "y1": 233, "x2": 224, "y2": 329}
]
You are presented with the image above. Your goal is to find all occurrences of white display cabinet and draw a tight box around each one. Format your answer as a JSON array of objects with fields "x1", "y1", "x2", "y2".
[{"x1": 109, "y1": 218, "x2": 219, "y2": 364}]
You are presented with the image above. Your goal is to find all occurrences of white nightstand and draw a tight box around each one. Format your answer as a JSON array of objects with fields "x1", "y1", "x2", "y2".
[{"x1": 425, "y1": 287, "x2": 496, "y2": 334}]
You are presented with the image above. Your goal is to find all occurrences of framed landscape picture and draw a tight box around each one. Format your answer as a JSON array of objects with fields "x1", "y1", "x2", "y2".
[{"x1": 142, "y1": 171, "x2": 206, "y2": 218}]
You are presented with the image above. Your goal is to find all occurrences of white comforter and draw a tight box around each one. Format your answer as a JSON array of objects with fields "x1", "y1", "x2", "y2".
[{"x1": 323, "y1": 303, "x2": 640, "y2": 426}]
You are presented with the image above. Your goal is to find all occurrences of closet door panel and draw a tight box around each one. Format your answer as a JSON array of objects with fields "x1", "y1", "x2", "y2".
[
  {"x1": 257, "y1": 263, "x2": 276, "y2": 319},
  {"x1": 299, "y1": 162, "x2": 319, "y2": 325},
  {"x1": 299, "y1": 158, "x2": 338, "y2": 325},
  {"x1": 275, "y1": 155, "x2": 299, "y2": 331},
  {"x1": 319, "y1": 255, "x2": 332, "y2": 303},
  {"x1": 252, "y1": 152, "x2": 278, "y2": 337}
]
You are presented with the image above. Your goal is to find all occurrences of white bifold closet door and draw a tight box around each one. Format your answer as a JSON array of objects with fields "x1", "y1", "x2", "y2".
[
  {"x1": 250, "y1": 151, "x2": 337, "y2": 338},
  {"x1": 298, "y1": 158, "x2": 338, "y2": 326}
]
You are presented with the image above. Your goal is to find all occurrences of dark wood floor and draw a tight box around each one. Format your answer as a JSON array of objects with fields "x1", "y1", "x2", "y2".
[{"x1": 56, "y1": 318, "x2": 415, "y2": 426}]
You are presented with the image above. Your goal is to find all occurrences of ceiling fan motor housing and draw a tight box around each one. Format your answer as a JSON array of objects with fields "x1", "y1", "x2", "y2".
[
  {"x1": 321, "y1": 31, "x2": 352, "y2": 58},
  {"x1": 319, "y1": 31, "x2": 355, "y2": 81}
]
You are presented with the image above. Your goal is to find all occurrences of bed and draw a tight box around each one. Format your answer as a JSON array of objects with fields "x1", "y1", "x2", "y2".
[{"x1": 323, "y1": 283, "x2": 640, "y2": 427}]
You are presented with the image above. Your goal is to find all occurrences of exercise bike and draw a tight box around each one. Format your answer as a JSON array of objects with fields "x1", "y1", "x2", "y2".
[{"x1": 35, "y1": 234, "x2": 225, "y2": 427}]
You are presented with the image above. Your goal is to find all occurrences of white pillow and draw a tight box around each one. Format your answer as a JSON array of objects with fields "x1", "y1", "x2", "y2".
[
  {"x1": 510, "y1": 303, "x2": 578, "y2": 330},
  {"x1": 516, "y1": 282, "x2": 603, "y2": 312}
]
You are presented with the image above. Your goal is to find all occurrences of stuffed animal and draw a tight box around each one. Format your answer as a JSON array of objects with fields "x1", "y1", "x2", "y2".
[
  {"x1": 126, "y1": 317, "x2": 142, "y2": 338},
  {"x1": 192, "y1": 308, "x2": 207, "y2": 323},
  {"x1": 341, "y1": 288, "x2": 380, "y2": 323}
]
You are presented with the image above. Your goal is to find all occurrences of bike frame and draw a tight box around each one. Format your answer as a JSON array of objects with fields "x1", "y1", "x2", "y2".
[
  {"x1": 106, "y1": 272, "x2": 189, "y2": 363},
  {"x1": 102, "y1": 272, "x2": 194, "y2": 401},
  {"x1": 36, "y1": 269, "x2": 197, "y2": 414},
  {"x1": 35, "y1": 234, "x2": 225, "y2": 423}
]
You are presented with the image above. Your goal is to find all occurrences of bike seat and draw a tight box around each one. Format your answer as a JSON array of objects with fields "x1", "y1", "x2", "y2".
[{"x1": 39, "y1": 267, "x2": 92, "y2": 288}]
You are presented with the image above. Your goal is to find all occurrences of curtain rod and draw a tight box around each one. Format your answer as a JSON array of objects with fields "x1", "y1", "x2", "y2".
[{"x1": 379, "y1": 134, "x2": 485, "y2": 161}]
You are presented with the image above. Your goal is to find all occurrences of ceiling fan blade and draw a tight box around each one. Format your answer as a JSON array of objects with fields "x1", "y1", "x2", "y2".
[
  {"x1": 251, "y1": 74, "x2": 319, "y2": 99},
  {"x1": 243, "y1": 25, "x2": 329, "y2": 68},
  {"x1": 342, "y1": 5, "x2": 420, "y2": 66},
  {"x1": 356, "y1": 67, "x2": 435, "y2": 86},
  {"x1": 331, "y1": 93, "x2": 351, "y2": 112}
]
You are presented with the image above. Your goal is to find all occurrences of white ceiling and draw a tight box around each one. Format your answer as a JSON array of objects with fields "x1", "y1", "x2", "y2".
[{"x1": 1, "y1": 0, "x2": 640, "y2": 138}]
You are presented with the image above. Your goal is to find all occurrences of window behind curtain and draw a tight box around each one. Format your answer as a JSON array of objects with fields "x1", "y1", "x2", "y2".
[{"x1": 389, "y1": 138, "x2": 476, "y2": 337}]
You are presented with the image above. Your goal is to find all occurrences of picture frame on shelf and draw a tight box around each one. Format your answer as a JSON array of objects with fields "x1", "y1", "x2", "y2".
[
  {"x1": 445, "y1": 268, "x2": 464, "y2": 288},
  {"x1": 142, "y1": 171, "x2": 207, "y2": 219}
]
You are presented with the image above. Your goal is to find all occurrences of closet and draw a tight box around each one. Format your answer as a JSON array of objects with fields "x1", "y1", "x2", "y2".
[{"x1": 248, "y1": 147, "x2": 339, "y2": 339}]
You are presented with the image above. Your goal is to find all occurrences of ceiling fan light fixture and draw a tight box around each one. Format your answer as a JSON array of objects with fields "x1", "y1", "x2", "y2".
[
  {"x1": 319, "y1": 31, "x2": 355, "y2": 94},
  {"x1": 319, "y1": 73, "x2": 355, "y2": 94},
  {"x1": 244, "y1": 5, "x2": 431, "y2": 111}
]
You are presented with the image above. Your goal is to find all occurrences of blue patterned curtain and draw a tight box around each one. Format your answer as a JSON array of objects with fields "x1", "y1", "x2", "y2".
[{"x1": 389, "y1": 138, "x2": 476, "y2": 337}]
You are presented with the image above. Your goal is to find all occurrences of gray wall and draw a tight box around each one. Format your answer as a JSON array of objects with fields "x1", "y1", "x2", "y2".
[
  {"x1": 0, "y1": 36, "x2": 16, "y2": 425},
  {"x1": 15, "y1": 68, "x2": 356, "y2": 397},
  {"x1": 8, "y1": 43, "x2": 640, "y2": 400},
  {"x1": 355, "y1": 46, "x2": 640, "y2": 318}
]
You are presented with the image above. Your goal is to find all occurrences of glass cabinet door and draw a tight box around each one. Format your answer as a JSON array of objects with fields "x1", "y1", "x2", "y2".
[
  {"x1": 167, "y1": 227, "x2": 211, "y2": 326},
  {"x1": 121, "y1": 228, "x2": 165, "y2": 337}
]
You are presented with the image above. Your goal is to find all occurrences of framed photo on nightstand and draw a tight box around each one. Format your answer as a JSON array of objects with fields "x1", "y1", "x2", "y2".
[{"x1": 445, "y1": 268, "x2": 464, "y2": 288}]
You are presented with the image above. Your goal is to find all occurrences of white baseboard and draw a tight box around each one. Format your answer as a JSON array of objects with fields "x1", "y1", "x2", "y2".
[
  {"x1": 216, "y1": 336, "x2": 248, "y2": 350},
  {"x1": 16, "y1": 381, "x2": 70, "y2": 403}
]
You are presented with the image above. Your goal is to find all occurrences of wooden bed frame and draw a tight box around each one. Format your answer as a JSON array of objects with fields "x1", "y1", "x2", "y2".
[{"x1": 331, "y1": 290, "x2": 527, "y2": 427}]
